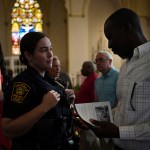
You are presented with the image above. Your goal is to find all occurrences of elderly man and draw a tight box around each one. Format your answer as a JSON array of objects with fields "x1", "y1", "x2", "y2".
[{"x1": 94, "y1": 51, "x2": 118, "y2": 108}]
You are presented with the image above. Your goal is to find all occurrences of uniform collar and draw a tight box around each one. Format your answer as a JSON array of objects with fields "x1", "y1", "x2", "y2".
[{"x1": 27, "y1": 66, "x2": 44, "y2": 79}]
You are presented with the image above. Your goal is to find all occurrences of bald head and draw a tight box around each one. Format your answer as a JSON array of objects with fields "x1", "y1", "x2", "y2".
[
  {"x1": 104, "y1": 8, "x2": 147, "y2": 59},
  {"x1": 105, "y1": 8, "x2": 142, "y2": 32}
]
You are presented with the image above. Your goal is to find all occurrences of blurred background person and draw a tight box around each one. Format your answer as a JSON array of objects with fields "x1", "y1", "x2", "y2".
[
  {"x1": 6, "y1": 68, "x2": 14, "y2": 84},
  {"x1": 46, "y1": 56, "x2": 78, "y2": 149},
  {"x1": 48, "y1": 56, "x2": 72, "y2": 89},
  {"x1": 75, "y1": 61, "x2": 99, "y2": 104},
  {"x1": 94, "y1": 51, "x2": 119, "y2": 108},
  {"x1": 74, "y1": 61, "x2": 100, "y2": 150},
  {"x1": 0, "y1": 43, "x2": 11, "y2": 150},
  {"x1": 59, "y1": 71, "x2": 72, "y2": 89}
]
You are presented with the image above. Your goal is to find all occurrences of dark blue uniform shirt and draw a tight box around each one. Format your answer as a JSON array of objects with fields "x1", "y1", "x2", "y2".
[{"x1": 2, "y1": 66, "x2": 72, "y2": 150}]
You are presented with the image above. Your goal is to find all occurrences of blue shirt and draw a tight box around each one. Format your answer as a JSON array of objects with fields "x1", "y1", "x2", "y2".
[{"x1": 94, "y1": 67, "x2": 119, "y2": 108}]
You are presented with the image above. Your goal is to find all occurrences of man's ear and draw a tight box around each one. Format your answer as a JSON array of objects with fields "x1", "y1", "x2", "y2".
[
  {"x1": 109, "y1": 59, "x2": 112, "y2": 65},
  {"x1": 125, "y1": 23, "x2": 132, "y2": 32},
  {"x1": 24, "y1": 51, "x2": 32, "y2": 62}
]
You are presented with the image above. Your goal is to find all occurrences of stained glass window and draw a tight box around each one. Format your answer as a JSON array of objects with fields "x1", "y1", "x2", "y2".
[{"x1": 11, "y1": 0, "x2": 43, "y2": 55}]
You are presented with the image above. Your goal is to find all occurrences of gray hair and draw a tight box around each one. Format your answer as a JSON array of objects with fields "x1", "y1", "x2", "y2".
[
  {"x1": 83, "y1": 61, "x2": 97, "y2": 72},
  {"x1": 96, "y1": 50, "x2": 114, "y2": 67},
  {"x1": 97, "y1": 50, "x2": 113, "y2": 60}
]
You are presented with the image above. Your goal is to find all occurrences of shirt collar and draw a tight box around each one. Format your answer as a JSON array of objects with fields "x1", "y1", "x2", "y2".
[
  {"x1": 133, "y1": 41, "x2": 150, "y2": 58},
  {"x1": 102, "y1": 68, "x2": 114, "y2": 78}
]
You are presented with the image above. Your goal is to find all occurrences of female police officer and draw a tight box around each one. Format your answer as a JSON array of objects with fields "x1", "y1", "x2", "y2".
[{"x1": 1, "y1": 32, "x2": 67, "y2": 150}]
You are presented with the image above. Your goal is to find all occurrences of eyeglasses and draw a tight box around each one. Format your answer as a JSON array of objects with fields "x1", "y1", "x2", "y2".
[{"x1": 94, "y1": 58, "x2": 108, "y2": 64}]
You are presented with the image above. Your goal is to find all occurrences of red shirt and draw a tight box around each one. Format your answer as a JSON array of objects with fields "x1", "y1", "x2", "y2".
[{"x1": 75, "y1": 72, "x2": 99, "y2": 103}]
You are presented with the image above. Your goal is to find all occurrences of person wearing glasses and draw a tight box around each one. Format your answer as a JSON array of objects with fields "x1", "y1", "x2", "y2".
[{"x1": 94, "y1": 50, "x2": 119, "y2": 108}]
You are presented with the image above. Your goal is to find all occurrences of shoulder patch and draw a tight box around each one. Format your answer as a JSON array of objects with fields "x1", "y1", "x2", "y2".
[{"x1": 11, "y1": 82, "x2": 31, "y2": 103}]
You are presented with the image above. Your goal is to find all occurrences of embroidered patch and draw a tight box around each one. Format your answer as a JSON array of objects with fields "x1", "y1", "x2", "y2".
[{"x1": 11, "y1": 82, "x2": 31, "y2": 103}]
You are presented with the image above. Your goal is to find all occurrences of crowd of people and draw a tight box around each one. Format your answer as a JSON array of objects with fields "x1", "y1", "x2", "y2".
[{"x1": 0, "y1": 7, "x2": 150, "y2": 150}]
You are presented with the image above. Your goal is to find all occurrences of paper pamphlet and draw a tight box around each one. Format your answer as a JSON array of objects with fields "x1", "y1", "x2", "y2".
[{"x1": 74, "y1": 101, "x2": 113, "y2": 126}]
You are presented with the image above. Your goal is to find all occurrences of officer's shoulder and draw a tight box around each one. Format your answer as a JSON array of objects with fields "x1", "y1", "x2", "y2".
[{"x1": 7, "y1": 71, "x2": 32, "y2": 89}]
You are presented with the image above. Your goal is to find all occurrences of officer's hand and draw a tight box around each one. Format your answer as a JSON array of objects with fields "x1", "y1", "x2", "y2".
[
  {"x1": 65, "y1": 89, "x2": 75, "y2": 103},
  {"x1": 41, "y1": 90, "x2": 60, "y2": 112},
  {"x1": 90, "y1": 119, "x2": 119, "y2": 138}
]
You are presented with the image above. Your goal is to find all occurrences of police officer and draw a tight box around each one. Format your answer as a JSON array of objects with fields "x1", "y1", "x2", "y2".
[{"x1": 1, "y1": 32, "x2": 62, "y2": 150}]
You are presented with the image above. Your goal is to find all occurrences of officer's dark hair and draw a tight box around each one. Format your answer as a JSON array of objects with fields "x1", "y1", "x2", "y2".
[
  {"x1": 19, "y1": 32, "x2": 47, "y2": 65},
  {"x1": 105, "y1": 8, "x2": 142, "y2": 33}
]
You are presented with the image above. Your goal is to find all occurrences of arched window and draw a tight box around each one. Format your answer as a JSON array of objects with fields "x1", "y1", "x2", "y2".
[{"x1": 11, "y1": 0, "x2": 43, "y2": 55}]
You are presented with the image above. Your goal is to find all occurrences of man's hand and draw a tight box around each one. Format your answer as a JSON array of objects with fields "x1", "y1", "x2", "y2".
[
  {"x1": 90, "y1": 119, "x2": 119, "y2": 138},
  {"x1": 71, "y1": 110, "x2": 89, "y2": 129},
  {"x1": 65, "y1": 89, "x2": 75, "y2": 104}
]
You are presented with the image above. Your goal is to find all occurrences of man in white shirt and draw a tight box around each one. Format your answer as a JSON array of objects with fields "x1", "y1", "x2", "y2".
[{"x1": 90, "y1": 8, "x2": 150, "y2": 150}]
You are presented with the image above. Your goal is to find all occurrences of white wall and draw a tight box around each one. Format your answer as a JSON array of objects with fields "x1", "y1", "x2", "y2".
[{"x1": 88, "y1": 0, "x2": 122, "y2": 70}]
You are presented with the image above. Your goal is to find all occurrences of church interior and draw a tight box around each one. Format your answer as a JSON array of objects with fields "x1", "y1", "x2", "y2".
[
  {"x1": 1, "y1": 0, "x2": 150, "y2": 149},
  {"x1": 0, "y1": 0, "x2": 150, "y2": 86}
]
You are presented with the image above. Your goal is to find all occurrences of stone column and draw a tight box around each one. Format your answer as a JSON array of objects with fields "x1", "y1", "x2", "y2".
[{"x1": 65, "y1": 0, "x2": 90, "y2": 85}]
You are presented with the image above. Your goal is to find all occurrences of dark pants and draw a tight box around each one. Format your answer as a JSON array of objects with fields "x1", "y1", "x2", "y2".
[
  {"x1": 11, "y1": 143, "x2": 40, "y2": 150},
  {"x1": 114, "y1": 145, "x2": 123, "y2": 150}
]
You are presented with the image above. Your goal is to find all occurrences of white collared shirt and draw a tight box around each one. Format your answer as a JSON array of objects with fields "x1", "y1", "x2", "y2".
[{"x1": 113, "y1": 41, "x2": 150, "y2": 150}]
